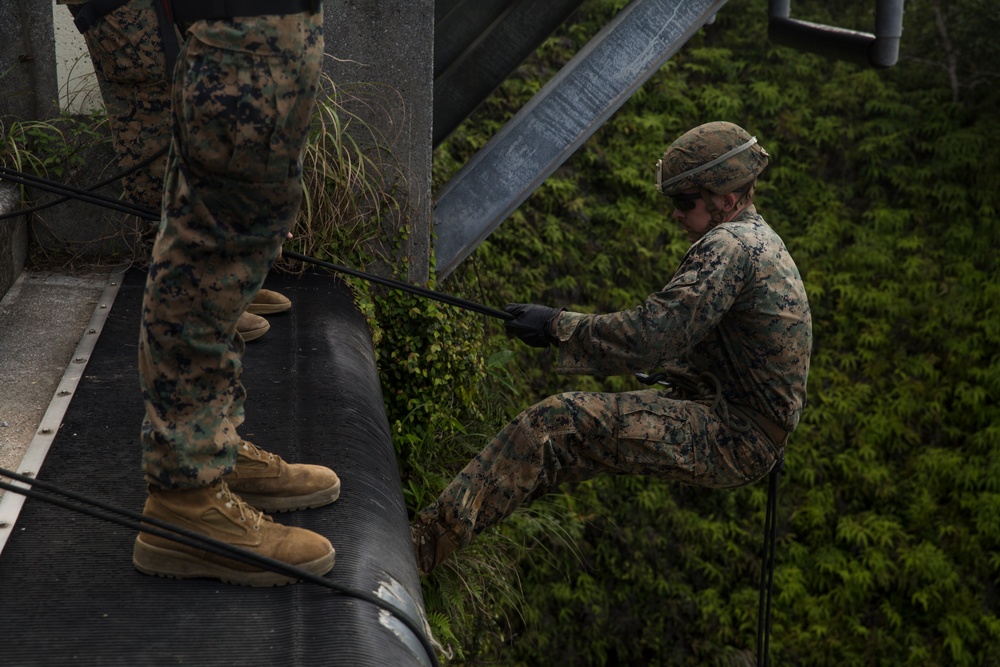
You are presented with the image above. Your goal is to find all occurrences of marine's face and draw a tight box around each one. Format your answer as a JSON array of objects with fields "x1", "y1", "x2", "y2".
[{"x1": 670, "y1": 190, "x2": 715, "y2": 243}]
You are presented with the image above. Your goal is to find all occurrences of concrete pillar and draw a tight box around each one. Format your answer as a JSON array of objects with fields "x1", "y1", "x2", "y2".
[
  {"x1": 0, "y1": 1, "x2": 61, "y2": 122},
  {"x1": 323, "y1": 0, "x2": 434, "y2": 285},
  {"x1": 0, "y1": 182, "x2": 28, "y2": 299},
  {"x1": 1, "y1": 2, "x2": 59, "y2": 295},
  {"x1": 0, "y1": 2, "x2": 434, "y2": 284}
]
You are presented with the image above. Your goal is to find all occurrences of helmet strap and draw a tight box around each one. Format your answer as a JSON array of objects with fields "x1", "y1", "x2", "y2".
[
  {"x1": 701, "y1": 190, "x2": 728, "y2": 228},
  {"x1": 704, "y1": 187, "x2": 753, "y2": 227}
]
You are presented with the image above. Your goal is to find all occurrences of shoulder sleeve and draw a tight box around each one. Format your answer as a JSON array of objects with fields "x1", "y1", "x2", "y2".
[{"x1": 554, "y1": 229, "x2": 753, "y2": 375}]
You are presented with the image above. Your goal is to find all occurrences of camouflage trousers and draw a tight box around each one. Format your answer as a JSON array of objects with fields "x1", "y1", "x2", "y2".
[
  {"x1": 74, "y1": 0, "x2": 171, "y2": 210},
  {"x1": 138, "y1": 13, "x2": 323, "y2": 489},
  {"x1": 418, "y1": 389, "x2": 781, "y2": 547}
]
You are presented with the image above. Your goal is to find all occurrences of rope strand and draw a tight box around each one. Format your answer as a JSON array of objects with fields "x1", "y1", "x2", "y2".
[
  {"x1": 757, "y1": 458, "x2": 783, "y2": 666},
  {"x1": 0, "y1": 165, "x2": 510, "y2": 322},
  {"x1": 0, "y1": 467, "x2": 442, "y2": 667},
  {"x1": 282, "y1": 250, "x2": 512, "y2": 321}
]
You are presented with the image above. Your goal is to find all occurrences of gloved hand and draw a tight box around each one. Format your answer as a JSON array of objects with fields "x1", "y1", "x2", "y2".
[{"x1": 503, "y1": 303, "x2": 562, "y2": 348}]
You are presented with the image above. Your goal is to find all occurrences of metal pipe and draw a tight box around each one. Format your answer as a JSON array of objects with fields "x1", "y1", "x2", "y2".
[
  {"x1": 871, "y1": 0, "x2": 904, "y2": 69},
  {"x1": 768, "y1": 0, "x2": 904, "y2": 69}
]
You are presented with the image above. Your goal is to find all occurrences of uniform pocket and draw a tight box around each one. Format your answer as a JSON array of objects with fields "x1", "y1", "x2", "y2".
[{"x1": 615, "y1": 394, "x2": 704, "y2": 482}]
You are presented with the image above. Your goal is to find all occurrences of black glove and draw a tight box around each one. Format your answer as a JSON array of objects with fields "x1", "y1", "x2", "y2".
[{"x1": 503, "y1": 303, "x2": 562, "y2": 348}]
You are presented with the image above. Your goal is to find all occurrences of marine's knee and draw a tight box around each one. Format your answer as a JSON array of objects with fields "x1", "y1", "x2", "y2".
[{"x1": 532, "y1": 393, "x2": 576, "y2": 413}]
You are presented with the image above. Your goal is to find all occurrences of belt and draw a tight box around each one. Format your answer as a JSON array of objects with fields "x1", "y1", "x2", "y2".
[
  {"x1": 171, "y1": 0, "x2": 321, "y2": 24},
  {"x1": 728, "y1": 404, "x2": 789, "y2": 448},
  {"x1": 72, "y1": 0, "x2": 132, "y2": 33},
  {"x1": 73, "y1": 0, "x2": 320, "y2": 35}
]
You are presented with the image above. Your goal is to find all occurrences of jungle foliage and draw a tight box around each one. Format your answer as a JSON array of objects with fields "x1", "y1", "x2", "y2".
[
  {"x1": 403, "y1": 0, "x2": 1000, "y2": 665},
  {"x1": 6, "y1": 0, "x2": 995, "y2": 663}
]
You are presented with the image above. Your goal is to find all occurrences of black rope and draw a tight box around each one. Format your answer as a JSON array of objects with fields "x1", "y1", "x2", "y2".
[
  {"x1": 282, "y1": 250, "x2": 513, "y2": 321},
  {"x1": 0, "y1": 165, "x2": 158, "y2": 220},
  {"x1": 0, "y1": 161, "x2": 780, "y2": 662},
  {"x1": 0, "y1": 163, "x2": 451, "y2": 662},
  {"x1": 757, "y1": 458, "x2": 783, "y2": 666},
  {"x1": 0, "y1": 467, "x2": 441, "y2": 667},
  {"x1": 0, "y1": 165, "x2": 511, "y2": 323},
  {"x1": 640, "y1": 367, "x2": 781, "y2": 665},
  {"x1": 0, "y1": 145, "x2": 168, "y2": 221}
]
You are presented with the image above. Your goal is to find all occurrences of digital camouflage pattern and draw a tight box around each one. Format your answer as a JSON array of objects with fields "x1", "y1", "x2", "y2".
[
  {"x1": 138, "y1": 11, "x2": 323, "y2": 489},
  {"x1": 657, "y1": 120, "x2": 769, "y2": 196},
  {"x1": 415, "y1": 205, "x2": 811, "y2": 563},
  {"x1": 61, "y1": 0, "x2": 171, "y2": 210},
  {"x1": 556, "y1": 206, "x2": 811, "y2": 433}
]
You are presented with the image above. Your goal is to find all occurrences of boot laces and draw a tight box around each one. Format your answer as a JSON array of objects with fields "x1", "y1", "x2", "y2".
[
  {"x1": 216, "y1": 482, "x2": 265, "y2": 530},
  {"x1": 239, "y1": 440, "x2": 277, "y2": 463}
]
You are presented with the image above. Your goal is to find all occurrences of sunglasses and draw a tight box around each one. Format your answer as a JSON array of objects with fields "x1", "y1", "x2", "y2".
[{"x1": 669, "y1": 192, "x2": 702, "y2": 211}]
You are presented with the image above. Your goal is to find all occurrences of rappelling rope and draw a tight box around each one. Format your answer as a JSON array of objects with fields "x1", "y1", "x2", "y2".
[
  {"x1": 0, "y1": 165, "x2": 513, "y2": 322},
  {"x1": 757, "y1": 457, "x2": 783, "y2": 667},
  {"x1": 281, "y1": 250, "x2": 512, "y2": 321},
  {"x1": 0, "y1": 165, "x2": 159, "y2": 220},
  {"x1": 0, "y1": 146, "x2": 168, "y2": 221}
]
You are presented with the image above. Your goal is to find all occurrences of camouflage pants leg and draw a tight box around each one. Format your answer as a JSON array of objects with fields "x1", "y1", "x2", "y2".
[
  {"x1": 138, "y1": 16, "x2": 323, "y2": 489},
  {"x1": 423, "y1": 389, "x2": 777, "y2": 545},
  {"x1": 77, "y1": 0, "x2": 171, "y2": 210}
]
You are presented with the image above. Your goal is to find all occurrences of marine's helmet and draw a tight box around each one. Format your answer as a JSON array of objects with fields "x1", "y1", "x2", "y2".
[{"x1": 655, "y1": 121, "x2": 769, "y2": 196}]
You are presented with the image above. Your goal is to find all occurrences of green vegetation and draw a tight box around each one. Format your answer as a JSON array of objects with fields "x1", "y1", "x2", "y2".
[
  {"x1": 392, "y1": 0, "x2": 1000, "y2": 664},
  {"x1": 0, "y1": 112, "x2": 106, "y2": 176},
  {"x1": 7, "y1": 0, "x2": 995, "y2": 662}
]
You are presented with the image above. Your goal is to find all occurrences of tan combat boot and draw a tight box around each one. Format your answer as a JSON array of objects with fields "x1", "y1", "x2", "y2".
[
  {"x1": 133, "y1": 481, "x2": 334, "y2": 587},
  {"x1": 225, "y1": 440, "x2": 341, "y2": 513},
  {"x1": 236, "y1": 311, "x2": 270, "y2": 342},
  {"x1": 247, "y1": 289, "x2": 291, "y2": 315},
  {"x1": 411, "y1": 512, "x2": 462, "y2": 577}
]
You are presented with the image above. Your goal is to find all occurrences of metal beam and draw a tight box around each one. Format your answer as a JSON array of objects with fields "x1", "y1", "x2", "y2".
[
  {"x1": 433, "y1": 0, "x2": 586, "y2": 146},
  {"x1": 434, "y1": 0, "x2": 513, "y2": 78},
  {"x1": 432, "y1": 0, "x2": 729, "y2": 279}
]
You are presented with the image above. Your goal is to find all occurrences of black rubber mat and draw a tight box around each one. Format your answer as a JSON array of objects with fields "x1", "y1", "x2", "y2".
[{"x1": 0, "y1": 268, "x2": 432, "y2": 666}]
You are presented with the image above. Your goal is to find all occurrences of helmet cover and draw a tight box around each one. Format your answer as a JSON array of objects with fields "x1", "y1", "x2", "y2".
[{"x1": 656, "y1": 121, "x2": 769, "y2": 196}]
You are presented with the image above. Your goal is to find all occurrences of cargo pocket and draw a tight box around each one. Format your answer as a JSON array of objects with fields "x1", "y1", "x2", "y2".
[{"x1": 616, "y1": 396, "x2": 705, "y2": 484}]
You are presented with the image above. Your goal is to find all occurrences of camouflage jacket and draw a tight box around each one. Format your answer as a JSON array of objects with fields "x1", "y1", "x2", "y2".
[{"x1": 553, "y1": 206, "x2": 812, "y2": 432}]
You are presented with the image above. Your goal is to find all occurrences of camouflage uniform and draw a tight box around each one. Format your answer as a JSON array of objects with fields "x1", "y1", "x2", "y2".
[
  {"x1": 58, "y1": 0, "x2": 171, "y2": 209},
  {"x1": 416, "y1": 204, "x2": 811, "y2": 555},
  {"x1": 138, "y1": 11, "x2": 323, "y2": 489}
]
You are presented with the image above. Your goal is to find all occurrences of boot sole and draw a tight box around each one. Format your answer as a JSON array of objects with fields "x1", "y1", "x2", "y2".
[
  {"x1": 236, "y1": 480, "x2": 341, "y2": 514},
  {"x1": 246, "y1": 302, "x2": 291, "y2": 315},
  {"x1": 132, "y1": 536, "x2": 335, "y2": 587},
  {"x1": 238, "y1": 322, "x2": 270, "y2": 342}
]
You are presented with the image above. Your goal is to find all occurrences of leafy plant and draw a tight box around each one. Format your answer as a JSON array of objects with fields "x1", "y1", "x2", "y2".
[
  {"x1": 0, "y1": 111, "x2": 107, "y2": 181},
  {"x1": 424, "y1": 0, "x2": 1000, "y2": 664}
]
